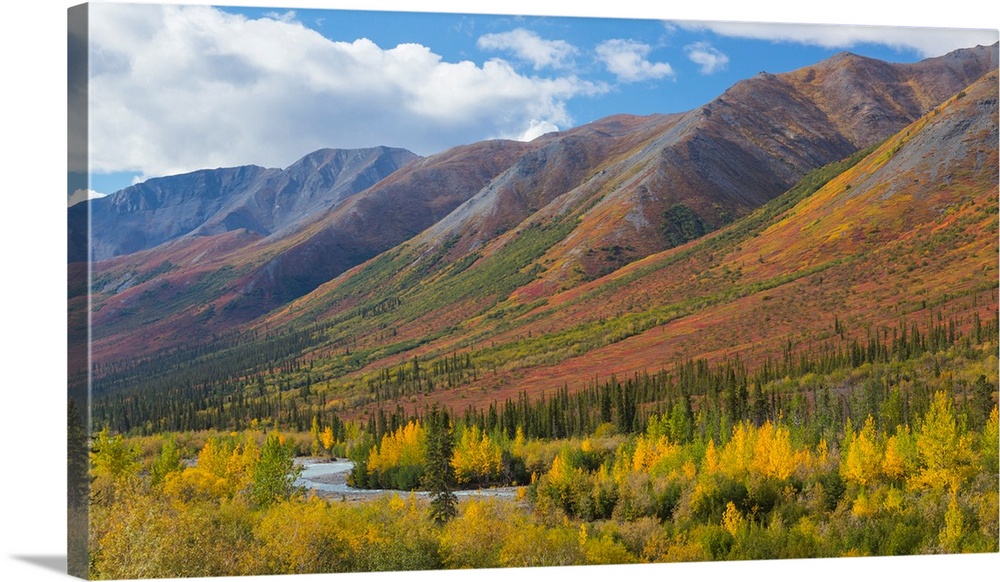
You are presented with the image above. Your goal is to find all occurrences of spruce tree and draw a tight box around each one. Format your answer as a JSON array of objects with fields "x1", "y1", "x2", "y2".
[
  {"x1": 250, "y1": 432, "x2": 299, "y2": 508},
  {"x1": 426, "y1": 405, "x2": 457, "y2": 524}
]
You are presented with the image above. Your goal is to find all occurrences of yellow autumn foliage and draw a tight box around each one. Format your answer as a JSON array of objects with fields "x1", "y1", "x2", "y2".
[
  {"x1": 751, "y1": 421, "x2": 796, "y2": 480},
  {"x1": 882, "y1": 486, "x2": 905, "y2": 512},
  {"x1": 321, "y1": 426, "x2": 336, "y2": 451},
  {"x1": 197, "y1": 437, "x2": 234, "y2": 479},
  {"x1": 367, "y1": 421, "x2": 426, "y2": 474},
  {"x1": 841, "y1": 416, "x2": 882, "y2": 486},
  {"x1": 718, "y1": 421, "x2": 799, "y2": 481},
  {"x1": 851, "y1": 489, "x2": 878, "y2": 518},
  {"x1": 452, "y1": 425, "x2": 504, "y2": 486},
  {"x1": 252, "y1": 497, "x2": 357, "y2": 574},
  {"x1": 702, "y1": 439, "x2": 720, "y2": 476},
  {"x1": 547, "y1": 453, "x2": 569, "y2": 482},
  {"x1": 162, "y1": 467, "x2": 229, "y2": 503},
  {"x1": 939, "y1": 492, "x2": 965, "y2": 552},
  {"x1": 882, "y1": 427, "x2": 917, "y2": 481},
  {"x1": 911, "y1": 392, "x2": 977, "y2": 491},
  {"x1": 226, "y1": 437, "x2": 260, "y2": 496},
  {"x1": 440, "y1": 498, "x2": 515, "y2": 568},
  {"x1": 631, "y1": 434, "x2": 680, "y2": 474},
  {"x1": 165, "y1": 433, "x2": 264, "y2": 501},
  {"x1": 721, "y1": 501, "x2": 744, "y2": 536},
  {"x1": 718, "y1": 422, "x2": 755, "y2": 479}
]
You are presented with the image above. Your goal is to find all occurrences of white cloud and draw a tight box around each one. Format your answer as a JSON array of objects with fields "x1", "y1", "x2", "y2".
[
  {"x1": 477, "y1": 28, "x2": 578, "y2": 70},
  {"x1": 677, "y1": 21, "x2": 998, "y2": 58},
  {"x1": 263, "y1": 10, "x2": 298, "y2": 23},
  {"x1": 685, "y1": 41, "x2": 729, "y2": 74},
  {"x1": 68, "y1": 189, "x2": 108, "y2": 207},
  {"x1": 595, "y1": 39, "x2": 674, "y2": 83},
  {"x1": 85, "y1": 4, "x2": 605, "y2": 178},
  {"x1": 518, "y1": 119, "x2": 560, "y2": 141}
]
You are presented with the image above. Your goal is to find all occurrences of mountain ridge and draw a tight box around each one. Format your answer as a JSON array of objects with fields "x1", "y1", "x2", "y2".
[
  {"x1": 72, "y1": 145, "x2": 421, "y2": 262},
  {"x1": 81, "y1": 44, "x2": 999, "y2": 380},
  {"x1": 248, "y1": 66, "x2": 997, "y2": 406},
  {"x1": 89, "y1": 67, "x2": 998, "y2": 433}
]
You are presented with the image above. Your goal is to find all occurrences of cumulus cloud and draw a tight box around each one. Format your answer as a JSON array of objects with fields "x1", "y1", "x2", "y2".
[
  {"x1": 685, "y1": 41, "x2": 729, "y2": 74},
  {"x1": 595, "y1": 39, "x2": 674, "y2": 83},
  {"x1": 477, "y1": 28, "x2": 578, "y2": 70},
  {"x1": 677, "y1": 21, "x2": 998, "y2": 58},
  {"x1": 68, "y1": 189, "x2": 108, "y2": 207},
  {"x1": 518, "y1": 119, "x2": 560, "y2": 141},
  {"x1": 85, "y1": 4, "x2": 604, "y2": 179}
]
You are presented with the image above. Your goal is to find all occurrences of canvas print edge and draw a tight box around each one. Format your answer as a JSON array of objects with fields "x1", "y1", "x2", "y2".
[{"x1": 66, "y1": 2, "x2": 999, "y2": 580}]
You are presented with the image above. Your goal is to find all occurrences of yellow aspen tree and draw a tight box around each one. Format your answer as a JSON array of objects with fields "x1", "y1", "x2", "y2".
[
  {"x1": 630, "y1": 434, "x2": 655, "y2": 473},
  {"x1": 368, "y1": 421, "x2": 426, "y2": 474},
  {"x1": 610, "y1": 444, "x2": 634, "y2": 486},
  {"x1": 751, "y1": 421, "x2": 796, "y2": 480},
  {"x1": 815, "y1": 438, "x2": 830, "y2": 467},
  {"x1": 912, "y1": 392, "x2": 976, "y2": 491},
  {"x1": 398, "y1": 421, "x2": 426, "y2": 467},
  {"x1": 841, "y1": 416, "x2": 882, "y2": 486},
  {"x1": 631, "y1": 434, "x2": 679, "y2": 475},
  {"x1": 882, "y1": 426, "x2": 917, "y2": 481},
  {"x1": 161, "y1": 466, "x2": 228, "y2": 502},
  {"x1": 321, "y1": 426, "x2": 336, "y2": 453},
  {"x1": 451, "y1": 428, "x2": 471, "y2": 484},
  {"x1": 719, "y1": 421, "x2": 755, "y2": 480},
  {"x1": 547, "y1": 454, "x2": 567, "y2": 483},
  {"x1": 475, "y1": 432, "x2": 502, "y2": 483},
  {"x1": 722, "y1": 501, "x2": 745, "y2": 536},
  {"x1": 90, "y1": 428, "x2": 143, "y2": 505},
  {"x1": 452, "y1": 425, "x2": 503, "y2": 486},
  {"x1": 197, "y1": 437, "x2": 228, "y2": 477},
  {"x1": 513, "y1": 426, "x2": 526, "y2": 454},
  {"x1": 226, "y1": 434, "x2": 260, "y2": 496},
  {"x1": 91, "y1": 428, "x2": 142, "y2": 484},
  {"x1": 367, "y1": 434, "x2": 395, "y2": 473},
  {"x1": 850, "y1": 488, "x2": 878, "y2": 518},
  {"x1": 458, "y1": 426, "x2": 479, "y2": 483},
  {"x1": 702, "y1": 439, "x2": 720, "y2": 476}
]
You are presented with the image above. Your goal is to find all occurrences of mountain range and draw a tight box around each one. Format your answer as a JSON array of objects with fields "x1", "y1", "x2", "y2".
[{"x1": 74, "y1": 43, "x2": 999, "y2": 421}]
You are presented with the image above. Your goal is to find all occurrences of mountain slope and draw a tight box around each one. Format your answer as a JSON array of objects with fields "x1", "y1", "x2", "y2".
[
  {"x1": 405, "y1": 43, "x2": 999, "y2": 288},
  {"x1": 86, "y1": 139, "x2": 534, "y2": 360},
  {"x1": 229, "y1": 139, "x2": 536, "y2": 311},
  {"x1": 73, "y1": 146, "x2": 420, "y2": 261},
  {"x1": 268, "y1": 44, "x2": 997, "y2": 331},
  {"x1": 485, "y1": 70, "x2": 1000, "y2": 403},
  {"x1": 243, "y1": 67, "x2": 998, "y2": 418},
  {"x1": 85, "y1": 45, "x2": 999, "y2": 396}
]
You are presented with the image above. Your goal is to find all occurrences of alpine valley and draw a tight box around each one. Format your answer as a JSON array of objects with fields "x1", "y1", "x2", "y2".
[
  {"x1": 75, "y1": 43, "x2": 999, "y2": 429},
  {"x1": 71, "y1": 38, "x2": 1000, "y2": 578}
]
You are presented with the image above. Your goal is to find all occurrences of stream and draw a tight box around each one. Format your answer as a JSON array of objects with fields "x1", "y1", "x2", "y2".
[
  {"x1": 293, "y1": 459, "x2": 358, "y2": 493},
  {"x1": 292, "y1": 458, "x2": 519, "y2": 499}
]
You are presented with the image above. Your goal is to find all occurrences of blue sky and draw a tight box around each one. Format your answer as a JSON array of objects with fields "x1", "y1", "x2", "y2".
[{"x1": 72, "y1": 2, "x2": 998, "y2": 203}]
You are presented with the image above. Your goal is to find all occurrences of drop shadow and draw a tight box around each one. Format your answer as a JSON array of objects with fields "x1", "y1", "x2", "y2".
[{"x1": 12, "y1": 555, "x2": 66, "y2": 574}]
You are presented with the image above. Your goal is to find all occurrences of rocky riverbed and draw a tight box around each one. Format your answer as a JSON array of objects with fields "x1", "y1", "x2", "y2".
[{"x1": 292, "y1": 458, "x2": 521, "y2": 502}]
